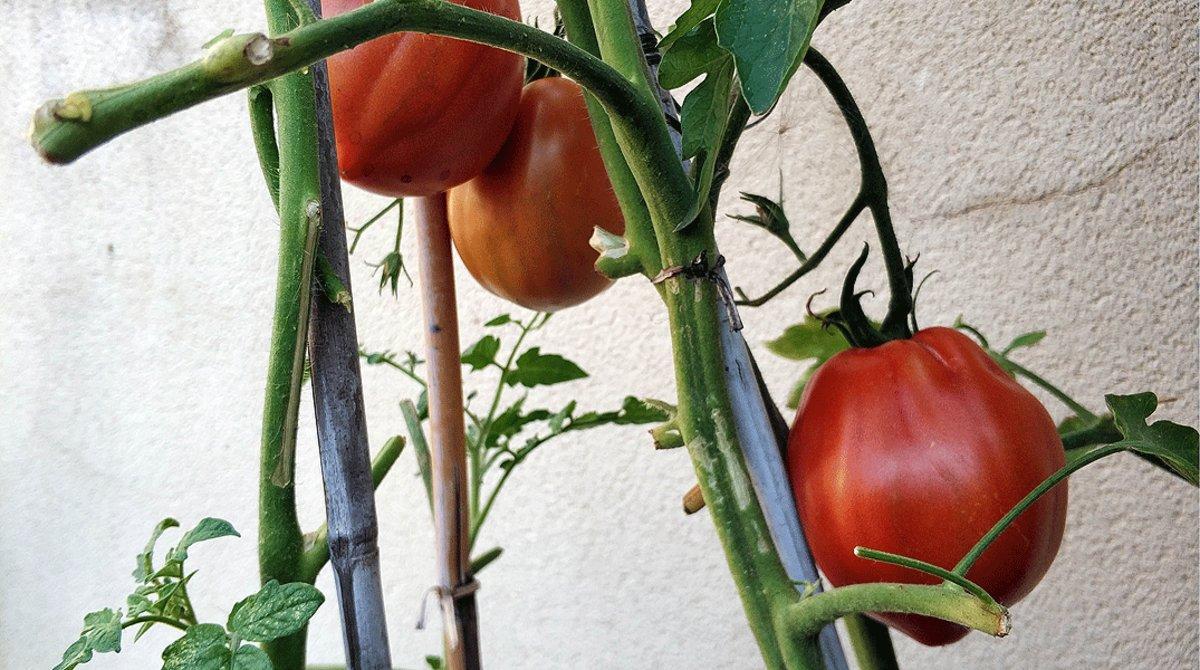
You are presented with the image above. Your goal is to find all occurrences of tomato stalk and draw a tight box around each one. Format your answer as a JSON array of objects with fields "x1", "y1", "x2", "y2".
[{"x1": 255, "y1": 0, "x2": 322, "y2": 666}]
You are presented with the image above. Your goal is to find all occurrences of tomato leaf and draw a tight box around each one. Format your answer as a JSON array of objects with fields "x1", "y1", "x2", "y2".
[
  {"x1": 677, "y1": 54, "x2": 735, "y2": 231},
  {"x1": 81, "y1": 609, "x2": 122, "y2": 654},
  {"x1": 506, "y1": 347, "x2": 588, "y2": 387},
  {"x1": 1105, "y1": 393, "x2": 1199, "y2": 486},
  {"x1": 161, "y1": 624, "x2": 230, "y2": 670},
  {"x1": 1001, "y1": 330, "x2": 1046, "y2": 355},
  {"x1": 659, "y1": 0, "x2": 724, "y2": 52},
  {"x1": 227, "y1": 581, "x2": 325, "y2": 643},
  {"x1": 715, "y1": 0, "x2": 824, "y2": 113},
  {"x1": 483, "y1": 314, "x2": 512, "y2": 327},
  {"x1": 133, "y1": 517, "x2": 179, "y2": 582},
  {"x1": 168, "y1": 517, "x2": 239, "y2": 563},
  {"x1": 461, "y1": 335, "x2": 501, "y2": 371},
  {"x1": 231, "y1": 644, "x2": 272, "y2": 670},
  {"x1": 659, "y1": 19, "x2": 727, "y2": 89},
  {"x1": 766, "y1": 313, "x2": 851, "y2": 407}
]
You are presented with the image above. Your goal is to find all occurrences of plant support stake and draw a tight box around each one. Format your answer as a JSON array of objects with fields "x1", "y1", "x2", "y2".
[
  {"x1": 414, "y1": 193, "x2": 481, "y2": 670},
  {"x1": 303, "y1": 0, "x2": 393, "y2": 666}
]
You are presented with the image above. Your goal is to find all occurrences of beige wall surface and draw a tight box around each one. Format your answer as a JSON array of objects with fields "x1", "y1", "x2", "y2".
[{"x1": 2, "y1": 1, "x2": 1196, "y2": 668}]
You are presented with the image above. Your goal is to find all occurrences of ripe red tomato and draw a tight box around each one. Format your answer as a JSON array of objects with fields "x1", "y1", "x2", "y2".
[
  {"x1": 322, "y1": 0, "x2": 524, "y2": 197},
  {"x1": 447, "y1": 77, "x2": 625, "y2": 312},
  {"x1": 787, "y1": 326, "x2": 1068, "y2": 646}
]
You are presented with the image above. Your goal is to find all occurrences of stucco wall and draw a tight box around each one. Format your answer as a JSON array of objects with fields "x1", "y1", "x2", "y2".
[{"x1": 2, "y1": 1, "x2": 1196, "y2": 668}]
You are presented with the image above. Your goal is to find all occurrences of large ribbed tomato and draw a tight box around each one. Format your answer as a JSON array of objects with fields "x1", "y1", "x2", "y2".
[
  {"x1": 322, "y1": 0, "x2": 524, "y2": 196},
  {"x1": 788, "y1": 326, "x2": 1068, "y2": 646},
  {"x1": 447, "y1": 77, "x2": 625, "y2": 312}
]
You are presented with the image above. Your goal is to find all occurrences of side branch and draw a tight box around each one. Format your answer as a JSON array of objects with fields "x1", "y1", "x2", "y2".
[
  {"x1": 783, "y1": 583, "x2": 1010, "y2": 641},
  {"x1": 29, "y1": 0, "x2": 657, "y2": 166}
]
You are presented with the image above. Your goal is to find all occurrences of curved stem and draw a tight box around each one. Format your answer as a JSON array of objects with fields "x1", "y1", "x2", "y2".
[
  {"x1": 1002, "y1": 357, "x2": 1098, "y2": 421},
  {"x1": 954, "y1": 443, "x2": 1123, "y2": 575},
  {"x1": 122, "y1": 615, "x2": 189, "y2": 632},
  {"x1": 802, "y1": 48, "x2": 911, "y2": 338},
  {"x1": 248, "y1": 85, "x2": 280, "y2": 212},
  {"x1": 784, "y1": 583, "x2": 1010, "y2": 640},
  {"x1": 736, "y1": 194, "x2": 865, "y2": 307},
  {"x1": 30, "y1": 0, "x2": 662, "y2": 174}
]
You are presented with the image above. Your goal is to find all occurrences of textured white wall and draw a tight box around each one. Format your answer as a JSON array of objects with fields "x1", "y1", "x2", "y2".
[{"x1": 2, "y1": 1, "x2": 1196, "y2": 668}]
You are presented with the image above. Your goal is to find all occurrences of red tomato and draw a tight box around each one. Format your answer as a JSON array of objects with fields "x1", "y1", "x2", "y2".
[
  {"x1": 787, "y1": 326, "x2": 1068, "y2": 646},
  {"x1": 322, "y1": 0, "x2": 524, "y2": 196},
  {"x1": 447, "y1": 77, "x2": 625, "y2": 312}
]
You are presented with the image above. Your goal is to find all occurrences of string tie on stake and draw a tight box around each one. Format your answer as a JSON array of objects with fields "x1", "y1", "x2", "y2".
[
  {"x1": 651, "y1": 252, "x2": 743, "y2": 332},
  {"x1": 414, "y1": 578, "x2": 481, "y2": 649}
]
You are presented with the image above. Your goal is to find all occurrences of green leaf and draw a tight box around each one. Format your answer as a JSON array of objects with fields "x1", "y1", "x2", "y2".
[
  {"x1": 506, "y1": 347, "x2": 588, "y2": 387},
  {"x1": 231, "y1": 644, "x2": 272, "y2": 670},
  {"x1": 485, "y1": 398, "x2": 552, "y2": 446},
  {"x1": 484, "y1": 314, "x2": 512, "y2": 327},
  {"x1": 227, "y1": 581, "x2": 325, "y2": 643},
  {"x1": 658, "y1": 0, "x2": 723, "y2": 52},
  {"x1": 425, "y1": 655, "x2": 445, "y2": 670},
  {"x1": 134, "y1": 518, "x2": 179, "y2": 582},
  {"x1": 549, "y1": 401, "x2": 577, "y2": 433},
  {"x1": 659, "y1": 19, "x2": 727, "y2": 89},
  {"x1": 53, "y1": 636, "x2": 94, "y2": 670},
  {"x1": 161, "y1": 624, "x2": 230, "y2": 670},
  {"x1": 461, "y1": 335, "x2": 501, "y2": 371},
  {"x1": 1105, "y1": 393, "x2": 1199, "y2": 486},
  {"x1": 676, "y1": 54, "x2": 735, "y2": 231},
  {"x1": 766, "y1": 313, "x2": 851, "y2": 407},
  {"x1": 169, "y1": 518, "x2": 239, "y2": 563},
  {"x1": 681, "y1": 55, "x2": 735, "y2": 160},
  {"x1": 715, "y1": 0, "x2": 823, "y2": 113},
  {"x1": 82, "y1": 609, "x2": 122, "y2": 653},
  {"x1": 571, "y1": 396, "x2": 672, "y2": 429},
  {"x1": 1002, "y1": 330, "x2": 1046, "y2": 355}
]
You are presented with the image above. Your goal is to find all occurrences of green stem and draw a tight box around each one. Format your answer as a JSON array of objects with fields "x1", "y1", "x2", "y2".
[
  {"x1": 558, "y1": 0, "x2": 663, "y2": 277},
  {"x1": 954, "y1": 443, "x2": 1123, "y2": 575},
  {"x1": 30, "y1": 0, "x2": 664, "y2": 172},
  {"x1": 803, "y1": 48, "x2": 911, "y2": 339},
  {"x1": 248, "y1": 84, "x2": 280, "y2": 212},
  {"x1": 122, "y1": 615, "x2": 189, "y2": 632},
  {"x1": 843, "y1": 614, "x2": 899, "y2": 670},
  {"x1": 735, "y1": 193, "x2": 865, "y2": 307},
  {"x1": 1002, "y1": 357, "x2": 1098, "y2": 421},
  {"x1": 298, "y1": 435, "x2": 406, "y2": 582},
  {"x1": 348, "y1": 198, "x2": 401, "y2": 254},
  {"x1": 784, "y1": 583, "x2": 1010, "y2": 640},
  {"x1": 256, "y1": 2, "x2": 321, "y2": 668},
  {"x1": 401, "y1": 399, "x2": 434, "y2": 512},
  {"x1": 471, "y1": 320, "x2": 533, "y2": 523},
  {"x1": 1061, "y1": 417, "x2": 1121, "y2": 450},
  {"x1": 586, "y1": 0, "x2": 697, "y2": 254}
]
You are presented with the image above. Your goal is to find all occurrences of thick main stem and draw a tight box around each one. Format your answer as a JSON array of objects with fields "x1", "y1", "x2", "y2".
[
  {"x1": 414, "y1": 194, "x2": 480, "y2": 670},
  {"x1": 257, "y1": 2, "x2": 319, "y2": 668}
]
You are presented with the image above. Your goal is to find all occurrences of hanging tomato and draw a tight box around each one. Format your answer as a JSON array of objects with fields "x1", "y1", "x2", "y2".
[
  {"x1": 322, "y1": 0, "x2": 524, "y2": 196},
  {"x1": 787, "y1": 326, "x2": 1068, "y2": 645},
  {"x1": 447, "y1": 77, "x2": 625, "y2": 312}
]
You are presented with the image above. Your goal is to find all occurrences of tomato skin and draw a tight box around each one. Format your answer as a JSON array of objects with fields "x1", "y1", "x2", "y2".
[
  {"x1": 322, "y1": 0, "x2": 524, "y2": 197},
  {"x1": 787, "y1": 327, "x2": 1068, "y2": 646},
  {"x1": 447, "y1": 77, "x2": 625, "y2": 312}
]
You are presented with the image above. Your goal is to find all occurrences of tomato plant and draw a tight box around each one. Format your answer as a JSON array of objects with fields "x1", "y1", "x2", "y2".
[
  {"x1": 26, "y1": 1, "x2": 1199, "y2": 669},
  {"x1": 447, "y1": 77, "x2": 625, "y2": 312},
  {"x1": 322, "y1": 0, "x2": 524, "y2": 196},
  {"x1": 787, "y1": 326, "x2": 1068, "y2": 646}
]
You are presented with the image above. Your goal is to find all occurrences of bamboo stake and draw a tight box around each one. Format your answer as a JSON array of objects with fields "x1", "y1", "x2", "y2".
[
  {"x1": 414, "y1": 193, "x2": 480, "y2": 670},
  {"x1": 303, "y1": 0, "x2": 393, "y2": 664}
]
